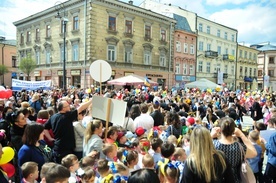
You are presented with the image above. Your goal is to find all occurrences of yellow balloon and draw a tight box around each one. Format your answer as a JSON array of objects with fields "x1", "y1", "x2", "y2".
[{"x1": 0, "y1": 147, "x2": 15, "y2": 165}]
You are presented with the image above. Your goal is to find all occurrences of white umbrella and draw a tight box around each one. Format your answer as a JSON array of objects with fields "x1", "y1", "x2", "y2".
[
  {"x1": 107, "y1": 74, "x2": 158, "y2": 86},
  {"x1": 185, "y1": 78, "x2": 222, "y2": 90}
]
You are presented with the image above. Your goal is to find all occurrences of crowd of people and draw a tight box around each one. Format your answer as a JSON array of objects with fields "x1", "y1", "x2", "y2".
[{"x1": 0, "y1": 86, "x2": 275, "y2": 183}]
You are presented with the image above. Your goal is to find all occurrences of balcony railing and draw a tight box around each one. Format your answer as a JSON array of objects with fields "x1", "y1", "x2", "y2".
[
  {"x1": 205, "y1": 50, "x2": 218, "y2": 58},
  {"x1": 223, "y1": 54, "x2": 235, "y2": 61}
]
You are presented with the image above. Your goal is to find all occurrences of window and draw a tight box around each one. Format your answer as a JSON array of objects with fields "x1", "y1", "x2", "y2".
[
  {"x1": 249, "y1": 68, "x2": 252, "y2": 76},
  {"x1": 175, "y1": 63, "x2": 180, "y2": 74},
  {"x1": 20, "y1": 33, "x2": 24, "y2": 44},
  {"x1": 253, "y1": 53, "x2": 257, "y2": 61},
  {"x1": 124, "y1": 46, "x2": 133, "y2": 63},
  {"x1": 240, "y1": 66, "x2": 243, "y2": 74},
  {"x1": 125, "y1": 20, "x2": 132, "y2": 33},
  {"x1": 35, "y1": 50, "x2": 40, "y2": 65},
  {"x1": 12, "y1": 56, "x2": 17, "y2": 68},
  {"x1": 217, "y1": 46, "x2": 221, "y2": 55},
  {"x1": 159, "y1": 51, "x2": 166, "y2": 66},
  {"x1": 73, "y1": 16, "x2": 79, "y2": 30},
  {"x1": 108, "y1": 45, "x2": 116, "y2": 61},
  {"x1": 26, "y1": 31, "x2": 31, "y2": 43},
  {"x1": 232, "y1": 49, "x2": 235, "y2": 56},
  {"x1": 60, "y1": 20, "x2": 67, "y2": 33},
  {"x1": 72, "y1": 44, "x2": 79, "y2": 61},
  {"x1": 207, "y1": 43, "x2": 211, "y2": 51},
  {"x1": 254, "y1": 68, "x2": 256, "y2": 76},
  {"x1": 206, "y1": 62, "x2": 211, "y2": 73},
  {"x1": 231, "y1": 34, "x2": 235, "y2": 42},
  {"x1": 145, "y1": 25, "x2": 151, "y2": 38},
  {"x1": 249, "y1": 52, "x2": 252, "y2": 60},
  {"x1": 160, "y1": 29, "x2": 166, "y2": 41},
  {"x1": 198, "y1": 61, "x2": 203, "y2": 72},
  {"x1": 245, "y1": 67, "x2": 248, "y2": 76},
  {"x1": 176, "y1": 41, "x2": 181, "y2": 52},
  {"x1": 216, "y1": 63, "x2": 221, "y2": 72},
  {"x1": 144, "y1": 50, "x2": 151, "y2": 65},
  {"x1": 35, "y1": 28, "x2": 40, "y2": 41},
  {"x1": 239, "y1": 50, "x2": 243, "y2": 58},
  {"x1": 108, "y1": 16, "x2": 116, "y2": 31},
  {"x1": 46, "y1": 25, "x2": 51, "y2": 37},
  {"x1": 269, "y1": 57, "x2": 275, "y2": 64},
  {"x1": 258, "y1": 70, "x2": 262, "y2": 76},
  {"x1": 184, "y1": 43, "x2": 188, "y2": 53},
  {"x1": 244, "y1": 51, "x2": 247, "y2": 59},
  {"x1": 224, "y1": 65, "x2": 228, "y2": 73},
  {"x1": 60, "y1": 44, "x2": 67, "y2": 62},
  {"x1": 231, "y1": 65, "x2": 234, "y2": 75},
  {"x1": 225, "y1": 48, "x2": 228, "y2": 54},
  {"x1": 183, "y1": 64, "x2": 187, "y2": 75},
  {"x1": 207, "y1": 26, "x2": 210, "y2": 34},
  {"x1": 199, "y1": 23, "x2": 203, "y2": 32},
  {"x1": 224, "y1": 32, "x2": 228, "y2": 40},
  {"x1": 189, "y1": 65, "x2": 194, "y2": 75},
  {"x1": 268, "y1": 70, "x2": 274, "y2": 77},
  {"x1": 199, "y1": 41, "x2": 203, "y2": 51},
  {"x1": 46, "y1": 49, "x2": 51, "y2": 64},
  {"x1": 190, "y1": 44, "x2": 194, "y2": 54},
  {"x1": 217, "y1": 29, "x2": 220, "y2": 37}
]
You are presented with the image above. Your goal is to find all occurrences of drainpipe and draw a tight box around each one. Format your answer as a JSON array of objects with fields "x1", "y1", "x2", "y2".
[
  {"x1": 83, "y1": 0, "x2": 87, "y2": 88},
  {"x1": 195, "y1": 14, "x2": 198, "y2": 81},
  {"x1": 168, "y1": 22, "x2": 172, "y2": 89},
  {"x1": 1, "y1": 43, "x2": 6, "y2": 85},
  {"x1": 234, "y1": 31, "x2": 238, "y2": 90}
]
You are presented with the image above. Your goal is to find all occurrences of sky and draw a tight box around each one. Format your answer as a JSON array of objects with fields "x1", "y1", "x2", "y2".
[{"x1": 0, "y1": 0, "x2": 275, "y2": 46}]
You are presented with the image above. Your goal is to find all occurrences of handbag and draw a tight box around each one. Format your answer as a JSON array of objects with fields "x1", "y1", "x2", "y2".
[
  {"x1": 238, "y1": 143, "x2": 256, "y2": 183},
  {"x1": 36, "y1": 142, "x2": 53, "y2": 162}
]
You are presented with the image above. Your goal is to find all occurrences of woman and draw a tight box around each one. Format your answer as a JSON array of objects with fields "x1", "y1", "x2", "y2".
[
  {"x1": 166, "y1": 111, "x2": 181, "y2": 138},
  {"x1": 18, "y1": 123, "x2": 50, "y2": 181},
  {"x1": 83, "y1": 120, "x2": 103, "y2": 158},
  {"x1": 129, "y1": 104, "x2": 141, "y2": 120},
  {"x1": 73, "y1": 109, "x2": 86, "y2": 160},
  {"x1": 213, "y1": 117, "x2": 257, "y2": 183},
  {"x1": 6, "y1": 110, "x2": 27, "y2": 152},
  {"x1": 181, "y1": 126, "x2": 234, "y2": 183}
]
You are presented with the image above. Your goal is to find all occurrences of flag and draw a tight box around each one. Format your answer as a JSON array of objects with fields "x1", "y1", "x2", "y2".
[{"x1": 144, "y1": 76, "x2": 151, "y2": 87}]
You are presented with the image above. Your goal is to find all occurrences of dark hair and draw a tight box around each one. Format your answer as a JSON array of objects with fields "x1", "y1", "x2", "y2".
[
  {"x1": 255, "y1": 122, "x2": 267, "y2": 131},
  {"x1": 21, "y1": 108, "x2": 30, "y2": 116},
  {"x1": 166, "y1": 112, "x2": 180, "y2": 128},
  {"x1": 57, "y1": 101, "x2": 66, "y2": 111},
  {"x1": 267, "y1": 117, "x2": 276, "y2": 126},
  {"x1": 80, "y1": 168, "x2": 96, "y2": 183},
  {"x1": 45, "y1": 164, "x2": 70, "y2": 182},
  {"x1": 80, "y1": 156, "x2": 97, "y2": 169},
  {"x1": 5, "y1": 110, "x2": 22, "y2": 124},
  {"x1": 128, "y1": 169, "x2": 160, "y2": 183},
  {"x1": 125, "y1": 150, "x2": 138, "y2": 166},
  {"x1": 40, "y1": 162, "x2": 56, "y2": 179},
  {"x1": 151, "y1": 138, "x2": 163, "y2": 151},
  {"x1": 140, "y1": 103, "x2": 148, "y2": 113},
  {"x1": 129, "y1": 104, "x2": 141, "y2": 120},
  {"x1": 220, "y1": 117, "x2": 235, "y2": 137},
  {"x1": 61, "y1": 154, "x2": 78, "y2": 169},
  {"x1": 21, "y1": 161, "x2": 38, "y2": 178},
  {"x1": 37, "y1": 110, "x2": 49, "y2": 119},
  {"x1": 22, "y1": 123, "x2": 44, "y2": 146},
  {"x1": 107, "y1": 126, "x2": 118, "y2": 138},
  {"x1": 97, "y1": 159, "x2": 109, "y2": 175},
  {"x1": 2, "y1": 107, "x2": 12, "y2": 119},
  {"x1": 161, "y1": 142, "x2": 175, "y2": 158}
]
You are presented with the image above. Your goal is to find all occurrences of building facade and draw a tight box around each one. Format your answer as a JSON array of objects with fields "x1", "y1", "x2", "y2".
[
  {"x1": 236, "y1": 44, "x2": 258, "y2": 90},
  {"x1": 0, "y1": 37, "x2": 17, "y2": 87},
  {"x1": 13, "y1": 0, "x2": 176, "y2": 89}
]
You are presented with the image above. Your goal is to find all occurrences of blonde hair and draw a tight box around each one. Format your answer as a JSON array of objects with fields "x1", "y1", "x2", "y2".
[
  {"x1": 21, "y1": 101, "x2": 30, "y2": 108},
  {"x1": 142, "y1": 154, "x2": 154, "y2": 168},
  {"x1": 187, "y1": 126, "x2": 226, "y2": 182},
  {"x1": 84, "y1": 120, "x2": 102, "y2": 144}
]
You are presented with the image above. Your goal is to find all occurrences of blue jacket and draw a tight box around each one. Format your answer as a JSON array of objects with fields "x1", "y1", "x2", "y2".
[
  {"x1": 247, "y1": 143, "x2": 262, "y2": 173},
  {"x1": 266, "y1": 131, "x2": 276, "y2": 167}
]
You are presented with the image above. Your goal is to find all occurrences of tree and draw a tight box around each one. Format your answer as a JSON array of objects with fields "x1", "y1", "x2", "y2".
[
  {"x1": 19, "y1": 54, "x2": 36, "y2": 80},
  {"x1": 0, "y1": 65, "x2": 9, "y2": 84}
]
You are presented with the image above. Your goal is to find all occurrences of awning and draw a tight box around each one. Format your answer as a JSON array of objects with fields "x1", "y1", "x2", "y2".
[{"x1": 244, "y1": 76, "x2": 253, "y2": 82}]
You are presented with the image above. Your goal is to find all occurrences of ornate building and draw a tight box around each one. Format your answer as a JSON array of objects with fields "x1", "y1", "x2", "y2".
[{"x1": 13, "y1": 0, "x2": 175, "y2": 89}]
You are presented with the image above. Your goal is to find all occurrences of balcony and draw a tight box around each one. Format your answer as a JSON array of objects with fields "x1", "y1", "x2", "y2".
[
  {"x1": 124, "y1": 32, "x2": 133, "y2": 38},
  {"x1": 205, "y1": 50, "x2": 218, "y2": 58},
  {"x1": 213, "y1": 72, "x2": 228, "y2": 78},
  {"x1": 223, "y1": 54, "x2": 235, "y2": 62}
]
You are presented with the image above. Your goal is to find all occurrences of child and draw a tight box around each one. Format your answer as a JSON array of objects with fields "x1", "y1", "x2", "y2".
[
  {"x1": 135, "y1": 139, "x2": 151, "y2": 169},
  {"x1": 44, "y1": 164, "x2": 70, "y2": 183},
  {"x1": 40, "y1": 162, "x2": 56, "y2": 183},
  {"x1": 172, "y1": 148, "x2": 187, "y2": 183},
  {"x1": 61, "y1": 154, "x2": 81, "y2": 183},
  {"x1": 21, "y1": 162, "x2": 39, "y2": 183},
  {"x1": 247, "y1": 131, "x2": 262, "y2": 182},
  {"x1": 80, "y1": 168, "x2": 96, "y2": 183},
  {"x1": 116, "y1": 131, "x2": 128, "y2": 148},
  {"x1": 103, "y1": 144, "x2": 118, "y2": 162},
  {"x1": 181, "y1": 134, "x2": 190, "y2": 156},
  {"x1": 115, "y1": 163, "x2": 129, "y2": 178},
  {"x1": 150, "y1": 138, "x2": 163, "y2": 166},
  {"x1": 124, "y1": 150, "x2": 138, "y2": 172},
  {"x1": 167, "y1": 135, "x2": 177, "y2": 147},
  {"x1": 96, "y1": 159, "x2": 110, "y2": 183},
  {"x1": 160, "y1": 142, "x2": 175, "y2": 162},
  {"x1": 158, "y1": 162, "x2": 180, "y2": 183},
  {"x1": 117, "y1": 148, "x2": 126, "y2": 163},
  {"x1": 106, "y1": 126, "x2": 118, "y2": 144},
  {"x1": 142, "y1": 154, "x2": 155, "y2": 169}
]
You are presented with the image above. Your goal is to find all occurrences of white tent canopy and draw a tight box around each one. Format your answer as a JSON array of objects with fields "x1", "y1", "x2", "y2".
[
  {"x1": 107, "y1": 74, "x2": 158, "y2": 86},
  {"x1": 185, "y1": 78, "x2": 222, "y2": 90}
]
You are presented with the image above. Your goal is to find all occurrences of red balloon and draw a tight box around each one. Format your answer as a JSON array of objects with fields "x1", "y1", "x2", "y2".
[
  {"x1": 0, "y1": 163, "x2": 15, "y2": 178},
  {"x1": 6, "y1": 89, "x2": 12, "y2": 98}
]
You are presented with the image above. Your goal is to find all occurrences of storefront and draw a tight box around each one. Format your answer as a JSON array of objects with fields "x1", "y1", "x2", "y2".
[
  {"x1": 71, "y1": 69, "x2": 81, "y2": 88},
  {"x1": 34, "y1": 71, "x2": 41, "y2": 81}
]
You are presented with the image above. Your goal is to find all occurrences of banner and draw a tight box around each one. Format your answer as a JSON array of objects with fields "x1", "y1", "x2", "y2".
[
  {"x1": 217, "y1": 71, "x2": 224, "y2": 85},
  {"x1": 12, "y1": 79, "x2": 52, "y2": 91},
  {"x1": 264, "y1": 75, "x2": 270, "y2": 88}
]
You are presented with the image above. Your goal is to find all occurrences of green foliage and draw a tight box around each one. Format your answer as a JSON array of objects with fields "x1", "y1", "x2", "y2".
[
  {"x1": 19, "y1": 54, "x2": 36, "y2": 79},
  {"x1": 0, "y1": 65, "x2": 9, "y2": 76}
]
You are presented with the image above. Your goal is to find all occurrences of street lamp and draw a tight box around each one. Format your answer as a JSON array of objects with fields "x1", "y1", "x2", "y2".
[{"x1": 55, "y1": 2, "x2": 68, "y2": 91}]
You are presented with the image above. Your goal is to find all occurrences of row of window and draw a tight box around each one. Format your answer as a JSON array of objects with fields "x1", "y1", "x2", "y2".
[
  {"x1": 198, "y1": 23, "x2": 235, "y2": 41},
  {"x1": 239, "y1": 50, "x2": 257, "y2": 60},
  {"x1": 258, "y1": 69, "x2": 275, "y2": 77},
  {"x1": 197, "y1": 61, "x2": 235, "y2": 75},
  {"x1": 20, "y1": 16, "x2": 79, "y2": 44},
  {"x1": 175, "y1": 42, "x2": 195, "y2": 54},
  {"x1": 239, "y1": 66, "x2": 257, "y2": 76},
  {"x1": 175, "y1": 63, "x2": 194, "y2": 75},
  {"x1": 198, "y1": 41, "x2": 235, "y2": 55}
]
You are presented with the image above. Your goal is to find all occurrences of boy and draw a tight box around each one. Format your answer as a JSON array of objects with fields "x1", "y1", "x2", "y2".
[
  {"x1": 40, "y1": 162, "x2": 56, "y2": 183},
  {"x1": 142, "y1": 154, "x2": 155, "y2": 169},
  {"x1": 96, "y1": 159, "x2": 110, "y2": 183},
  {"x1": 21, "y1": 162, "x2": 39, "y2": 183},
  {"x1": 44, "y1": 164, "x2": 70, "y2": 183},
  {"x1": 172, "y1": 148, "x2": 187, "y2": 183},
  {"x1": 61, "y1": 154, "x2": 80, "y2": 183},
  {"x1": 103, "y1": 144, "x2": 118, "y2": 162},
  {"x1": 150, "y1": 138, "x2": 163, "y2": 166}
]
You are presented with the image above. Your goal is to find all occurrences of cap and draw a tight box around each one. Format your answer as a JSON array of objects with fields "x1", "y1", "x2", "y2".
[
  {"x1": 117, "y1": 131, "x2": 125, "y2": 141},
  {"x1": 135, "y1": 127, "x2": 147, "y2": 137},
  {"x1": 125, "y1": 131, "x2": 136, "y2": 139},
  {"x1": 186, "y1": 117, "x2": 195, "y2": 125}
]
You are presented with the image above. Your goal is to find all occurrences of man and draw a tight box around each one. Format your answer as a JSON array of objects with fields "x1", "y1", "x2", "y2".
[
  {"x1": 44, "y1": 98, "x2": 92, "y2": 163},
  {"x1": 134, "y1": 103, "x2": 154, "y2": 133},
  {"x1": 150, "y1": 100, "x2": 164, "y2": 127}
]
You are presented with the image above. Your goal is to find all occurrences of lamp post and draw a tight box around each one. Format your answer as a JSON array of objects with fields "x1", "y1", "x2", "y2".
[{"x1": 55, "y1": 2, "x2": 68, "y2": 91}]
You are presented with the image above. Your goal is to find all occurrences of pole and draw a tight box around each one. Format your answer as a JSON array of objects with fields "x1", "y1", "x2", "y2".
[
  {"x1": 263, "y1": 51, "x2": 266, "y2": 90},
  {"x1": 63, "y1": 20, "x2": 67, "y2": 91}
]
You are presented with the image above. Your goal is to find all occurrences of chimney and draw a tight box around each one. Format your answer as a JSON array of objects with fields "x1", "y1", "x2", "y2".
[{"x1": 129, "y1": 0, "x2": 133, "y2": 5}]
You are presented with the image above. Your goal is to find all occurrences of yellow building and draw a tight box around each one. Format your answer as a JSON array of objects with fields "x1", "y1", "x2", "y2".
[
  {"x1": 236, "y1": 44, "x2": 258, "y2": 90},
  {"x1": 13, "y1": 0, "x2": 175, "y2": 89}
]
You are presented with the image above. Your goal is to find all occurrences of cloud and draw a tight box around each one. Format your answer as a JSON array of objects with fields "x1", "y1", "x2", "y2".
[
  {"x1": 206, "y1": 0, "x2": 254, "y2": 6},
  {"x1": 209, "y1": 3, "x2": 276, "y2": 44}
]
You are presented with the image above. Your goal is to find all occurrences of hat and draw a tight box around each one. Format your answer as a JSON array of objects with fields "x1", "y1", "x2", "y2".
[
  {"x1": 135, "y1": 127, "x2": 147, "y2": 137},
  {"x1": 117, "y1": 131, "x2": 125, "y2": 141},
  {"x1": 186, "y1": 117, "x2": 195, "y2": 125},
  {"x1": 125, "y1": 131, "x2": 135, "y2": 139}
]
